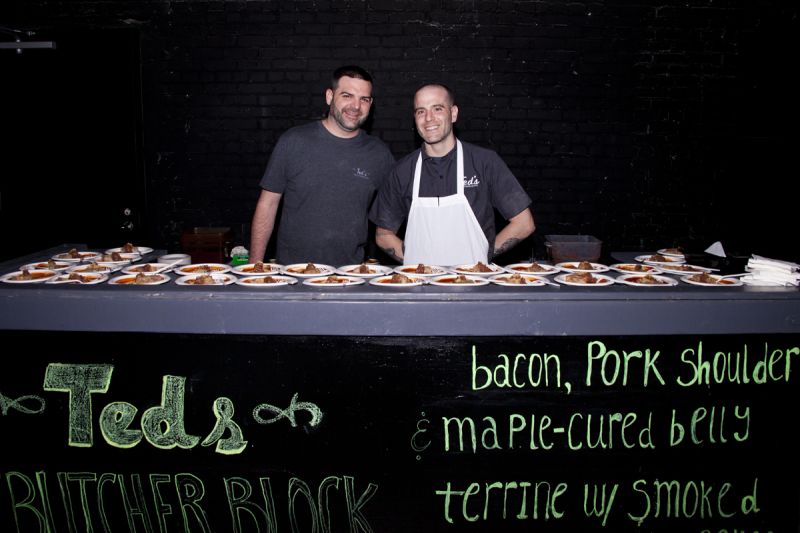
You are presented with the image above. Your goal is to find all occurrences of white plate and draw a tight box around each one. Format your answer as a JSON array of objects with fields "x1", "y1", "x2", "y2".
[
  {"x1": 1, "y1": 269, "x2": 58, "y2": 284},
  {"x1": 449, "y1": 262, "x2": 505, "y2": 276},
  {"x1": 175, "y1": 263, "x2": 232, "y2": 276},
  {"x1": 106, "y1": 245, "x2": 154, "y2": 255},
  {"x1": 680, "y1": 274, "x2": 743, "y2": 287},
  {"x1": 97, "y1": 252, "x2": 141, "y2": 262},
  {"x1": 109, "y1": 273, "x2": 171, "y2": 285},
  {"x1": 369, "y1": 274, "x2": 425, "y2": 288},
  {"x1": 336, "y1": 264, "x2": 393, "y2": 277},
  {"x1": 554, "y1": 273, "x2": 615, "y2": 287},
  {"x1": 122, "y1": 263, "x2": 175, "y2": 274},
  {"x1": 556, "y1": 261, "x2": 610, "y2": 273},
  {"x1": 488, "y1": 273, "x2": 547, "y2": 287},
  {"x1": 232, "y1": 262, "x2": 284, "y2": 276},
  {"x1": 46, "y1": 272, "x2": 108, "y2": 285},
  {"x1": 20, "y1": 261, "x2": 73, "y2": 272},
  {"x1": 635, "y1": 254, "x2": 686, "y2": 266},
  {"x1": 175, "y1": 273, "x2": 236, "y2": 286},
  {"x1": 428, "y1": 274, "x2": 490, "y2": 287},
  {"x1": 68, "y1": 263, "x2": 117, "y2": 274},
  {"x1": 609, "y1": 263, "x2": 662, "y2": 274},
  {"x1": 282, "y1": 263, "x2": 336, "y2": 277},
  {"x1": 394, "y1": 264, "x2": 448, "y2": 277},
  {"x1": 504, "y1": 262, "x2": 560, "y2": 275},
  {"x1": 616, "y1": 274, "x2": 678, "y2": 287},
  {"x1": 303, "y1": 275, "x2": 365, "y2": 287},
  {"x1": 656, "y1": 264, "x2": 714, "y2": 275},
  {"x1": 235, "y1": 275, "x2": 297, "y2": 287},
  {"x1": 657, "y1": 248, "x2": 686, "y2": 259},
  {"x1": 51, "y1": 250, "x2": 102, "y2": 263}
]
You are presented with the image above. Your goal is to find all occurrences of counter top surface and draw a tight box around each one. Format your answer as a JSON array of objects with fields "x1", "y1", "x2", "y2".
[{"x1": 2, "y1": 245, "x2": 798, "y2": 336}]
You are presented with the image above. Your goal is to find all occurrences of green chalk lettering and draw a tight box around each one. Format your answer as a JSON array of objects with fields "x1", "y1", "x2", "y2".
[
  {"x1": 462, "y1": 483, "x2": 481, "y2": 522},
  {"x1": 288, "y1": 477, "x2": 319, "y2": 533},
  {"x1": 224, "y1": 476, "x2": 278, "y2": 533},
  {"x1": 97, "y1": 473, "x2": 118, "y2": 533},
  {"x1": 435, "y1": 480, "x2": 566, "y2": 523},
  {"x1": 318, "y1": 476, "x2": 340, "y2": 533},
  {"x1": 100, "y1": 401, "x2": 143, "y2": 448},
  {"x1": 201, "y1": 397, "x2": 248, "y2": 455},
  {"x1": 175, "y1": 473, "x2": 212, "y2": 532},
  {"x1": 442, "y1": 416, "x2": 477, "y2": 453},
  {"x1": 141, "y1": 375, "x2": 200, "y2": 450},
  {"x1": 343, "y1": 475, "x2": 378, "y2": 533},
  {"x1": 471, "y1": 345, "x2": 563, "y2": 391},
  {"x1": 43, "y1": 363, "x2": 113, "y2": 447},
  {"x1": 120, "y1": 473, "x2": 155, "y2": 532},
  {"x1": 150, "y1": 474, "x2": 174, "y2": 533},
  {"x1": 741, "y1": 478, "x2": 760, "y2": 515},
  {"x1": 585, "y1": 341, "x2": 663, "y2": 387},
  {"x1": 583, "y1": 482, "x2": 618, "y2": 527},
  {"x1": 5, "y1": 471, "x2": 57, "y2": 532},
  {"x1": 57, "y1": 472, "x2": 97, "y2": 532}
]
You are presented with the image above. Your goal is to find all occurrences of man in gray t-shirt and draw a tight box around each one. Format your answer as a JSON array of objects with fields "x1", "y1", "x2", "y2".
[{"x1": 250, "y1": 66, "x2": 395, "y2": 266}]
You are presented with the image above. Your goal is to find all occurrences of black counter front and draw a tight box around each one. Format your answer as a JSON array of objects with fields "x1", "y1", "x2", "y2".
[{"x1": 1, "y1": 247, "x2": 798, "y2": 532}]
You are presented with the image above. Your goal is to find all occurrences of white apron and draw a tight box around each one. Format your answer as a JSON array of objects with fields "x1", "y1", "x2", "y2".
[{"x1": 403, "y1": 141, "x2": 489, "y2": 266}]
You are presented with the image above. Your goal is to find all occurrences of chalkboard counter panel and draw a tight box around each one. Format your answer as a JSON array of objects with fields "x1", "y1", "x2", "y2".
[{"x1": 1, "y1": 333, "x2": 797, "y2": 532}]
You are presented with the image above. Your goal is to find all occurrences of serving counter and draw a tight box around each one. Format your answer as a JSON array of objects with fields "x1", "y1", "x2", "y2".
[{"x1": 1, "y1": 245, "x2": 798, "y2": 532}]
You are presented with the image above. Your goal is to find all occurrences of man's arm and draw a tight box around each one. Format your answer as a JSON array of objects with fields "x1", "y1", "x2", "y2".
[
  {"x1": 493, "y1": 208, "x2": 535, "y2": 258},
  {"x1": 249, "y1": 190, "x2": 282, "y2": 263},
  {"x1": 376, "y1": 226, "x2": 404, "y2": 263}
]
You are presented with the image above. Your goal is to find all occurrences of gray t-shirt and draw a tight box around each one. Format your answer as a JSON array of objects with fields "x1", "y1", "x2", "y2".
[{"x1": 260, "y1": 121, "x2": 395, "y2": 265}]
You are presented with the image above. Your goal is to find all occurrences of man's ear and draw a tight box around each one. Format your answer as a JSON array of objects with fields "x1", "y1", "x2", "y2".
[
  {"x1": 325, "y1": 88, "x2": 334, "y2": 106},
  {"x1": 451, "y1": 104, "x2": 459, "y2": 123}
]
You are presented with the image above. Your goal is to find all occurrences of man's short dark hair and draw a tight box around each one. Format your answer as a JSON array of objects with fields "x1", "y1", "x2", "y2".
[
  {"x1": 415, "y1": 83, "x2": 455, "y2": 106},
  {"x1": 332, "y1": 65, "x2": 373, "y2": 89}
]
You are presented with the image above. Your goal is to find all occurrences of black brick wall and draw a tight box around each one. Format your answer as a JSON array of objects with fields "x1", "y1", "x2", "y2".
[{"x1": 5, "y1": 0, "x2": 798, "y2": 261}]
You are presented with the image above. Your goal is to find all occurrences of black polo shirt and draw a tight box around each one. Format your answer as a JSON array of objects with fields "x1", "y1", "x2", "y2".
[{"x1": 369, "y1": 140, "x2": 532, "y2": 253}]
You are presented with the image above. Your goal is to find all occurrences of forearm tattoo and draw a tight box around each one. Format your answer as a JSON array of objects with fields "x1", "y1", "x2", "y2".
[{"x1": 493, "y1": 238, "x2": 521, "y2": 258}]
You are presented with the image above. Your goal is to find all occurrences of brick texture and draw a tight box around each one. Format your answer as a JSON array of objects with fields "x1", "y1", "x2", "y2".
[{"x1": 8, "y1": 0, "x2": 798, "y2": 261}]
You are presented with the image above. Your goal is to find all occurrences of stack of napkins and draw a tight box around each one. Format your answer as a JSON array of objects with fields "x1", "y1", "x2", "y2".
[{"x1": 742, "y1": 255, "x2": 800, "y2": 286}]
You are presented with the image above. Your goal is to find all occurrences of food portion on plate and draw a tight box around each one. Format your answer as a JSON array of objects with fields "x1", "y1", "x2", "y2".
[
  {"x1": 369, "y1": 273, "x2": 425, "y2": 287},
  {"x1": 235, "y1": 275, "x2": 297, "y2": 287},
  {"x1": 69, "y1": 262, "x2": 116, "y2": 274},
  {"x1": 106, "y1": 243, "x2": 154, "y2": 255},
  {"x1": 616, "y1": 274, "x2": 678, "y2": 287},
  {"x1": 489, "y1": 272, "x2": 546, "y2": 286},
  {"x1": 337, "y1": 263, "x2": 393, "y2": 277},
  {"x1": 657, "y1": 247, "x2": 685, "y2": 258},
  {"x1": 52, "y1": 249, "x2": 102, "y2": 262},
  {"x1": 656, "y1": 263, "x2": 713, "y2": 275},
  {"x1": 47, "y1": 272, "x2": 108, "y2": 285},
  {"x1": 681, "y1": 273, "x2": 742, "y2": 287},
  {"x1": 20, "y1": 260, "x2": 73, "y2": 272},
  {"x1": 233, "y1": 262, "x2": 284, "y2": 275},
  {"x1": 636, "y1": 254, "x2": 685, "y2": 265},
  {"x1": 303, "y1": 275, "x2": 365, "y2": 286},
  {"x1": 175, "y1": 263, "x2": 232, "y2": 276},
  {"x1": 504, "y1": 262, "x2": 560, "y2": 275},
  {"x1": 282, "y1": 263, "x2": 335, "y2": 277},
  {"x1": 109, "y1": 273, "x2": 171, "y2": 285},
  {"x1": 175, "y1": 273, "x2": 236, "y2": 286},
  {"x1": 450, "y1": 262, "x2": 504, "y2": 275},
  {"x1": 555, "y1": 272, "x2": 615, "y2": 286},
  {"x1": 429, "y1": 274, "x2": 490, "y2": 286},
  {"x1": 395, "y1": 264, "x2": 447, "y2": 277},
  {"x1": 609, "y1": 263, "x2": 660, "y2": 274},
  {"x1": 122, "y1": 263, "x2": 173, "y2": 274},
  {"x1": 1, "y1": 269, "x2": 58, "y2": 283},
  {"x1": 556, "y1": 261, "x2": 610, "y2": 273}
]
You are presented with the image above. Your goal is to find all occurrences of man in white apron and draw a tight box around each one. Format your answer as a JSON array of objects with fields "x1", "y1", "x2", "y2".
[{"x1": 370, "y1": 83, "x2": 535, "y2": 266}]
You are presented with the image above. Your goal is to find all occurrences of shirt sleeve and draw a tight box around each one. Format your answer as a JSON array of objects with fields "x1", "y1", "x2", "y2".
[
  {"x1": 485, "y1": 151, "x2": 532, "y2": 220},
  {"x1": 369, "y1": 162, "x2": 410, "y2": 233},
  {"x1": 259, "y1": 133, "x2": 292, "y2": 194}
]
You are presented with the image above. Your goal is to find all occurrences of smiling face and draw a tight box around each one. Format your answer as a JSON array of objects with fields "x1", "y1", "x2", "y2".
[
  {"x1": 324, "y1": 76, "x2": 374, "y2": 138},
  {"x1": 413, "y1": 85, "x2": 459, "y2": 156}
]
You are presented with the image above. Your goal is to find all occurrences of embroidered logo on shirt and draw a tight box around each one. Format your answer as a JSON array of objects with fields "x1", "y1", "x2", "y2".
[
  {"x1": 353, "y1": 167, "x2": 371, "y2": 180},
  {"x1": 463, "y1": 175, "x2": 481, "y2": 188}
]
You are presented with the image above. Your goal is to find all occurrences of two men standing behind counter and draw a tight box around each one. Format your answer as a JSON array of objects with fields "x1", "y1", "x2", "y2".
[{"x1": 250, "y1": 68, "x2": 534, "y2": 266}]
